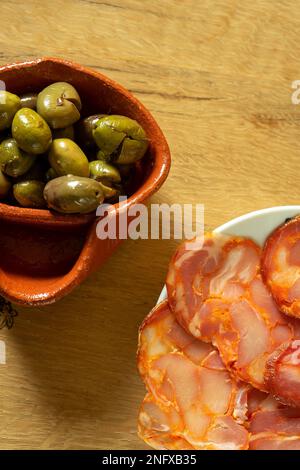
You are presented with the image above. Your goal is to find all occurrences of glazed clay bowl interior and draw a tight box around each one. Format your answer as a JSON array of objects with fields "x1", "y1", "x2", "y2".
[{"x1": 0, "y1": 57, "x2": 170, "y2": 306}]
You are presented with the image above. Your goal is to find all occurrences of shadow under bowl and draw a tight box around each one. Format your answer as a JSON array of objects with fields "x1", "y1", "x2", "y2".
[{"x1": 0, "y1": 57, "x2": 171, "y2": 306}]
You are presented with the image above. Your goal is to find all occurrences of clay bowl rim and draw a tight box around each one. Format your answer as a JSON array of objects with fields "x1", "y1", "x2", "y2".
[{"x1": 0, "y1": 57, "x2": 171, "y2": 225}]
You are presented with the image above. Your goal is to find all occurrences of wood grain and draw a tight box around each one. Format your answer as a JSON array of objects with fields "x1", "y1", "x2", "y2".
[{"x1": 1, "y1": 0, "x2": 300, "y2": 449}]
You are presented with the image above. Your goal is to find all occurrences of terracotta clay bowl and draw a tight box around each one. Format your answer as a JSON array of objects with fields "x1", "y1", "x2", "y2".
[{"x1": 0, "y1": 57, "x2": 171, "y2": 306}]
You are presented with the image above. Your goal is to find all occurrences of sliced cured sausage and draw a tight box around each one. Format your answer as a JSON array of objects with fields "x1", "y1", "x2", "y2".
[
  {"x1": 166, "y1": 234, "x2": 261, "y2": 333},
  {"x1": 137, "y1": 301, "x2": 249, "y2": 450},
  {"x1": 138, "y1": 393, "x2": 196, "y2": 450},
  {"x1": 137, "y1": 301, "x2": 300, "y2": 450},
  {"x1": 265, "y1": 339, "x2": 300, "y2": 407},
  {"x1": 138, "y1": 393, "x2": 250, "y2": 450},
  {"x1": 262, "y1": 216, "x2": 300, "y2": 319},
  {"x1": 249, "y1": 404, "x2": 300, "y2": 450},
  {"x1": 166, "y1": 234, "x2": 295, "y2": 391},
  {"x1": 237, "y1": 386, "x2": 300, "y2": 449}
]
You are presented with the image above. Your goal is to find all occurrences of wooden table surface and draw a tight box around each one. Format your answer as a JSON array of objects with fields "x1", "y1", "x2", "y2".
[{"x1": 1, "y1": 0, "x2": 300, "y2": 450}]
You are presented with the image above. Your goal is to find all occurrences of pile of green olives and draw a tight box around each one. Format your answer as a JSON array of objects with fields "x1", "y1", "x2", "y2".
[{"x1": 0, "y1": 82, "x2": 149, "y2": 214}]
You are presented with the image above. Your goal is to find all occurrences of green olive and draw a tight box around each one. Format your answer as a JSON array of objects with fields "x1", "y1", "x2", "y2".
[
  {"x1": 0, "y1": 91, "x2": 21, "y2": 131},
  {"x1": 13, "y1": 180, "x2": 46, "y2": 208},
  {"x1": 44, "y1": 175, "x2": 104, "y2": 214},
  {"x1": 75, "y1": 114, "x2": 106, "y2": 148},
  {"x1": 89, "y1": 160, "x2": 121, "y2": 184},
  {"x1": 92, "y1": 115, "x2": 148, "y2": 163},
  {"x1": 0, "y1": 138, "x2": 36, "y2": 177},
  {"x1": 45, "y1": 167, "x2": 58, "y2": 182},
  {"x1": 52, "y1": 125, "x2": 74, "y2": 140},
  {"x1": 0, "y1": 169, "x2": 11, "y2": 198},
  {"x1": 48, "y1": 138, "x2": 89, "y2": 177},
  {"x1": 37, "y1": 82, "x2": 82, "y2": 129},
  {"x1": 12, "y1": 108, "x2": 52, "y2": 154},
  {"x1": 20, "y1": 92, "x2": 38, "y2": 110}
]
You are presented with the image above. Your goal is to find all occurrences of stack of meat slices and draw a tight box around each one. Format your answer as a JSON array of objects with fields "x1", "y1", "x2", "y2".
[{"x1": 137, "y1": 216, "x2": 300, "y2": 450}]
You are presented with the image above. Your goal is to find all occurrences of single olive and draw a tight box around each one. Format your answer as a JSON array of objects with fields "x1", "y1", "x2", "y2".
[
  {"x1": 12, "y1": 108, "x2": 52, "y2": 154},
  {"x1": 92, "y1": 115, "x2": 148, "y2": 163},
  {"x1": 13, "y1": 180, "x2": 46, "y2": 208},
  {"x1": 75, "y1": 114, "x2": 106, "y2": 148},
  {"x1": 45, "y1": 167, "x2": 58, "y2": 182},
  {"x1": 0, "y1": 169, "x2": 11, "y2": 198},
  {"x1": 44, "y1": 175, "x2": 104, "y2": 214},
  {"x1": 0, "y1": 91, "x2": 21, "y2": 131},
  {"x1": 20, "y1": 92, "x2": 38, "y2": 110},
  {"x1": 89, "y1": 160, "x2": 121, "y2": 184},
  {"x1": 48, "y1": 138, "x2": 89, "y2": 177},
  {"x1": 0, "y1": 138, "x2": 36, "y2": 177},
  {"x1": 37, "y1": 82, "x2": 82, "y2": 129},
  {"x1": 52, "y1": 125, "x2": 75, "y2": 140}
]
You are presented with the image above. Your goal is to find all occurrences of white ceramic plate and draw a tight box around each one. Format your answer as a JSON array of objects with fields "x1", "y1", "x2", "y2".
[{"x1": 157, "y1": 205, "x2": 300, "y2": 304}]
